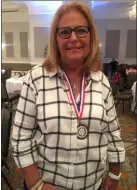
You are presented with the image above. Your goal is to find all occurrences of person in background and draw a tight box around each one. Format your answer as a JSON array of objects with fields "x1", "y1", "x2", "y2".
[
  {"x1": 127, "y1": 68, "x2": 137, "y2": 75},
  {"x1": 109, "y1": 58, "x2": 118, "y2": 77},
  {"x1": 12, "y1": 2, "x2": 125, "y2": 190}
]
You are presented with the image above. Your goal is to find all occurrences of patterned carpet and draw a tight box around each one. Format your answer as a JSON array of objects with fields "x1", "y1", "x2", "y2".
[{"x1": 2, "y1": 104, "x2": 136, "y2": 190}]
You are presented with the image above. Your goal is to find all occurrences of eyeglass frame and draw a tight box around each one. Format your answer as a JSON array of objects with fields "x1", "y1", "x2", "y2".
[{"x1": 56, "y1": 26, "x2": 89, "y2": 39}]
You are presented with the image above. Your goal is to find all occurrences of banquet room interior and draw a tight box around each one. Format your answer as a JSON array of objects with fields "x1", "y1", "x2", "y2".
[{"x1": 1, "y1": 0, "x2": 136, "y2": 189}]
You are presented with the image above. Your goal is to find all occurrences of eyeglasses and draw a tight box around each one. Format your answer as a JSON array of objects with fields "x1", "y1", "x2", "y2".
[{"x1": 57, "y1": 26, "x2": 89, "y2": 39}]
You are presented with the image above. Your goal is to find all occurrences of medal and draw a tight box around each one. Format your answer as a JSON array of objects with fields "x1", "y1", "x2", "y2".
[
  {"x1": 77, "y1": 125, "x2": 88, "y2": 139},
  {"x1": 62, "y1": 73, "x2": 88, "y2": 140},
  {"x1": 62, "y1": 73, "x2": 86, "y2": 120}
]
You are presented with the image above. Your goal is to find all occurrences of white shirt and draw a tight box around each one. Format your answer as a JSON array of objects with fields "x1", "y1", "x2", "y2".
[{"x1": 12, "y1": 64, "x2": 125, "y2": 190}]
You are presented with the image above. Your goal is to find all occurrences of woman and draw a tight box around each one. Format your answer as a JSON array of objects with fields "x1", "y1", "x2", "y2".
[{"x1": 12, "y1": 2, "x2": 125, "y2": 190}]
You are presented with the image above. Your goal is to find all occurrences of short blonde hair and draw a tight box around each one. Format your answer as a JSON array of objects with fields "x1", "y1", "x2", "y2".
[{"x1": 44, "y1": 2, "x2": 102, "y2": 73}]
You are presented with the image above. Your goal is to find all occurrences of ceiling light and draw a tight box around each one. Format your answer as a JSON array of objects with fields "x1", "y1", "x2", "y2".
[
  {"x1": 129, "y1": 1, "x2": 136, "y2": 20},
  {"x1": 2, "y1": 43, "x2": 6, "y2": 49}
]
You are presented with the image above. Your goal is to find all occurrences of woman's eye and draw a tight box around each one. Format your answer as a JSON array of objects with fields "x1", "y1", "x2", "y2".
[
  {"x1": 77, "y1": 29, "x2": 87, "y2": 34},
  {"x1": 60, "y1": 29, "x2": 70, "y2": 35}
]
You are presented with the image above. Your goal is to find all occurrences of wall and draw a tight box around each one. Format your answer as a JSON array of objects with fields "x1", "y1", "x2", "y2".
[
  {"x1": 26, "y1": 16, "x2": 137, "y2": 66},
  {"x1": 2, "y1": 3, "x2": 136, "y2": 66},
  {"x1": 2, "y1": 11, "x2": 29, "y2": 23},
  {"x1": 95, "y1": 18, "x2": 136, "y2": 65},
  {"x1": 29, "y1": 14, "x2": 54, "y2": 65},
  {"x1": 2, "y1": 22, "x2": 30, "y2": 64}
]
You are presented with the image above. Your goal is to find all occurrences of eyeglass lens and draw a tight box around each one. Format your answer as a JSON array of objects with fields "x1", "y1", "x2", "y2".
[{"x1": 58, "y1": 26, "x2": 88, "y2": 39}]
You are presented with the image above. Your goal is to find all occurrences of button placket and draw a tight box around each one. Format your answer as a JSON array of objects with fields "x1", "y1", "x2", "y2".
[{"x1": 66, "y1": 121, "x2": 77, "y2": 189}]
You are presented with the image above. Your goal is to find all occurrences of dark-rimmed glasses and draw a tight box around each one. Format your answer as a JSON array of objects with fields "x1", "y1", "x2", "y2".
[{"x1": 57, "y1": 26, "x2": 89, "y2": 39}]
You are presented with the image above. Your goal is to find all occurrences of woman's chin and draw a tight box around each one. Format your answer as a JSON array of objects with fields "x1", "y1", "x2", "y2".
[{"x1": 67, "y1": 55, "x2": 84, "y2": 62}]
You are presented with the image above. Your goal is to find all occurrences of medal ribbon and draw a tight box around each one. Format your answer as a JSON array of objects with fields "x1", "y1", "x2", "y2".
[{"x1": 62, "y1": 73, "x2": 86, "y2": 120}]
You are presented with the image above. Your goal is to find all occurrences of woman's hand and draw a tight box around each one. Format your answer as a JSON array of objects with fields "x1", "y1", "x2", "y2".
[
  {"x1": 42, "y1": 183, "x2": 57, "y2": 190},
  {"x1": 103, "y1": 175, "x2": 119, "y2": 190}
]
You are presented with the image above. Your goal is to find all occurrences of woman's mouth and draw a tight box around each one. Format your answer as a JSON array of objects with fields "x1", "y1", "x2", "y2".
[{"x1": 67, "y1": 47, "x2": 82, "y2": 50}]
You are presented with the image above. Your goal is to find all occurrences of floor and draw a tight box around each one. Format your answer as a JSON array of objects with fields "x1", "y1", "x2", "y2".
[{"x1": 2, "y1": 103, "x2": 136, "y2": 190}]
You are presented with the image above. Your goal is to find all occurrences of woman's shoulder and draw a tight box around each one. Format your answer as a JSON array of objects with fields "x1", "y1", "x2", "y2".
[
  {"x1": 90, "y1": 70, "x2": 111, "y2": 98},
  {"x1": 27, "y1": 63, "x2": 49, "y2": 79},
  {"x1": 101, "y1": 71, "x2": 110, "y2": 88},
  {"x1": 90, "y1": 70, "x2": 110, "y2": 88}
]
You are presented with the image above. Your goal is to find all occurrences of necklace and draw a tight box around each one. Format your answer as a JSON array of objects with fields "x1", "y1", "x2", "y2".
[
  {"x1": 71, "y1": 77, "x2": 81, "y2": 91},
  {"x1": 71, "y1": 76, "x2": 81, "y2": 90},
  {"x1": 63, "y1": 72, "x2": 82, "y2": 91},
  {"x1": 72, "y1": 83, "x2": 81, "y2": 90}
]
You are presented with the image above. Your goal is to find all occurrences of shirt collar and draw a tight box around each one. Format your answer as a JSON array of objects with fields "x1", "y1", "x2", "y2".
[
  {"x1": 85, "y1": 70, "x2": 100, "y2": 82},
  {"x1": 48, "y1": 66, "x2": 63, "y2": 77},
  {"x1": 90, "y1": 70, "x2": 100, "y2": 82},
  {"x1": 48, "y1": 66, "x2": 100, "y2": 82}
]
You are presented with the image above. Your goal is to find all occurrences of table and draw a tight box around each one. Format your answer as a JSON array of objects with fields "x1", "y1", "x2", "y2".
[
  {"x1": 6, "y1": 76, "x2": 27, "y2": 94},
  {"x1": 131, "y1": 81, "x2": 137, "y2": 112}
]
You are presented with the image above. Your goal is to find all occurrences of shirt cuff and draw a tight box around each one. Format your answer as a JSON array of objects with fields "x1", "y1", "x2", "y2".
[
  {"x1": 107, "y1": 151, "x2": 125, "y2": 163},
  {"x1": 13, "y1": 150, "x2": 38, "y2": 168}
]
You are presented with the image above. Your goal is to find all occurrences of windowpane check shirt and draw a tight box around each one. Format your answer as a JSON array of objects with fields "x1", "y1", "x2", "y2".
[{"x1": 12, "y1": 64, "x2": 125, "y2": 190}]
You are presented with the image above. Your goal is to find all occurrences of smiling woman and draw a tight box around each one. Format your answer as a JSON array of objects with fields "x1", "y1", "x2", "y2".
[
  {"x1": 44, "y1": 2, "x2": 101, "y2": 74},
  {"x1": 12, "y1": 2, "x2": 125, "y2": 190},
  {"x1": 56, "y1": 9, "x2": 90, "y2": 70}
]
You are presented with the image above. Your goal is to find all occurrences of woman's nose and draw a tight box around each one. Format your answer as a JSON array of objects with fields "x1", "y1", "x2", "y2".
[{"x1": 70, "y1": 31, "x2": 78, "y2": 41}]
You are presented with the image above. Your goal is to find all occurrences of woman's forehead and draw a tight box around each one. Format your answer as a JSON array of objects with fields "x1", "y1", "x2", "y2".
[{"x1": 57, "y1": 9, "x2": 88, "y2": 28}]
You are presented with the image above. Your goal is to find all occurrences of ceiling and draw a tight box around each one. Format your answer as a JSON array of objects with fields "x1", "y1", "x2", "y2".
[
  {"x1": 92, "y1": 1, "x2": 136, "y2": 19},
  {"x1": 1, "y1": 1, "x2": 136, "y2": 19}
]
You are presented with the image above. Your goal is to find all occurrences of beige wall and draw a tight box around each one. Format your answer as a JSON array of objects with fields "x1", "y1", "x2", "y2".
[
  {"x1": 29, "y1": 14, "x2": 54, "y2": 65},
  {"x1": 95, "y1": 18, "x2": 136, "y2": 64},
  {"x1": 2, "y1": 22, "x2": 30, "y2": 64},
  {"x1": 2, "y1": 16, "x2": 136, "y2": 66},
  {"x1": 30, "y1": 17, "x2": 136, "y2": 65}
]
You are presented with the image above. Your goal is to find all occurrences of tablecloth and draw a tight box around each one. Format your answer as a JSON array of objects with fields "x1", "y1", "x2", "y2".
[
  {"x1": 6, "y1": 76, "x2": 27, "y2": 94},
  {"x1": 131, "y1": 81, "x2": 137, "y2": 112}
]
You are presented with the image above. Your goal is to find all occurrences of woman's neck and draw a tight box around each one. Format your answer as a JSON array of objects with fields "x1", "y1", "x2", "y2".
[
  {"x1": 60, "y1": 62, "x2": 83, "y2": 79},
  {"x1": 60, "y1": 61, "x2": 84, "y2": 99}
]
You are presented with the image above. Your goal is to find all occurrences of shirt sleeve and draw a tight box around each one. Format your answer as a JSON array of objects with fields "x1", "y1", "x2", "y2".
[
  {"x1": 105, "y1": 90, "x2": 125, "y2": 163},
  {"x1": 12, "y1": 71, "x2": 38, "y2": 168}
]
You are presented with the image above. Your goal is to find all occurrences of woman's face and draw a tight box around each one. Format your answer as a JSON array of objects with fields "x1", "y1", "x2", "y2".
[{"x1": 56, "y1": 10, "x2": 90, "y2": 65}]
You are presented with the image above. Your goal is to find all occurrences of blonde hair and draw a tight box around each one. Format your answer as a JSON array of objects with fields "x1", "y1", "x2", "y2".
[{"x1": 44, "y1": 2, "x2": 102, "y2": 73}]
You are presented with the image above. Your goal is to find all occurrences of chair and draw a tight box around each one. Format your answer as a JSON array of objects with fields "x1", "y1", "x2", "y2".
[
  {"x1": 119, "y1": 77, "x2": 132, "y2": 95},
  {"x1": 1, "y1": 104, "x2": 13, "y2": 189},
  {"x1": 110, "y1": 81, "x2": 133, "y2": 114},
  {"x1": 127, "y1": 75, "x2": 137, "y2": 89},
  {"x1": 118, "y1": 77, "x2": 125, "y2": 92},
  {"x1": 1, "y1": 105, "x2": 13, "y2": 157},
  {"x1": 1, "y1": 81, "x2": 20, "y2": 110},
  {"x1": 1, "y1": 68, "x2": 11, "y2": 81},
  {"x1": 121, "y1": 89, "x2": 132, "y2": 95},
  {"x1": 134, "y1": 82, "x2": 137, "y2": 113},
  {"x1": 110, "y1": 80, "x2": 117, "y2": 95}
]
